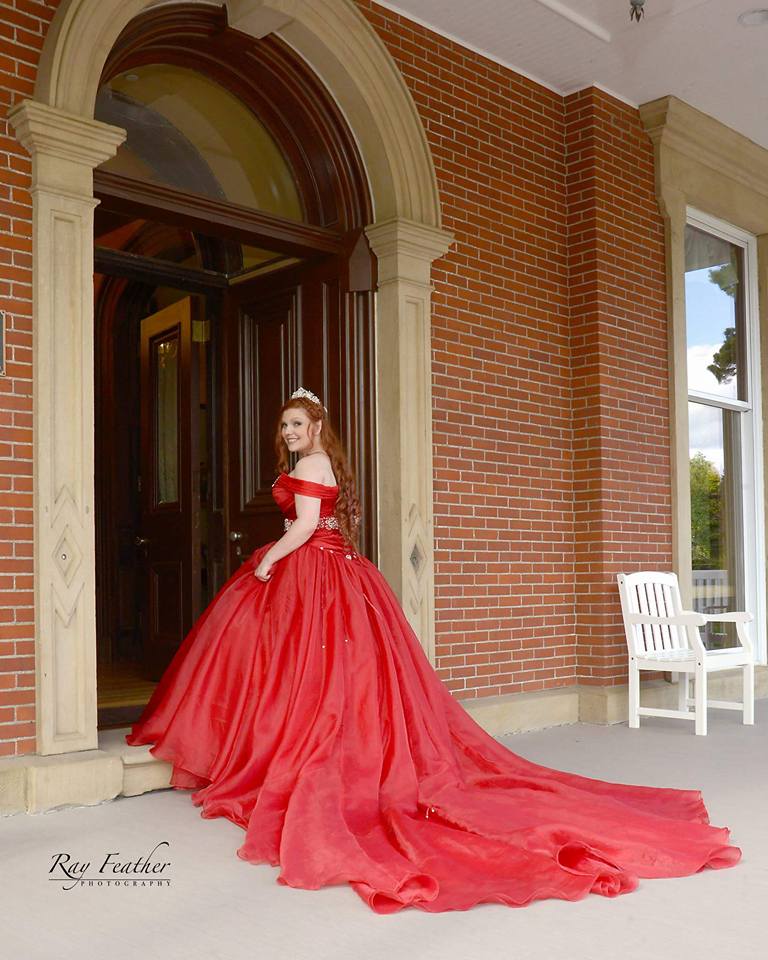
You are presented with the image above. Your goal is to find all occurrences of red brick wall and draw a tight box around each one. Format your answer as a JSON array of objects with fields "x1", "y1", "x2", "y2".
[
  {"x1": 358, "y1": 2, "x2": 671, "y2": 697},
  {"x1": 0, "y1": 0, "x2": 56, "y2": 756},
  {"x1": 0, "y1": 0, "x2": 671, "y2": 756},
  {"x1": 356, "y1": 1, "x2": 577, "y2": 699},
  {"x1": 564, "y1": 87, "x2": 671, "y2": 684}
]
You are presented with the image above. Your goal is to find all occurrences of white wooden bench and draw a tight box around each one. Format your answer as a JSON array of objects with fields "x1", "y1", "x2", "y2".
[{"x1": 617, "y1": 571, "x2": 754, "y2": 735}]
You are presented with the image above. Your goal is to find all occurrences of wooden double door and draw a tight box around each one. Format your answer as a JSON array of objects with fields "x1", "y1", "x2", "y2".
[{"x1": 132, "y1": 258, "x2": 375, "y2": 679}]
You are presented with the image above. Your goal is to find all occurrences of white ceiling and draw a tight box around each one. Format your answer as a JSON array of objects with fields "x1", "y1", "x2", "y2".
[{"x1": 375, "y1": 0, "x2": 768, "y2": 150}]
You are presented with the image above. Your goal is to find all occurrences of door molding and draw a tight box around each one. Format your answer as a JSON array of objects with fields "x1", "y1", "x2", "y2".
[{"x1": 7, "y1": 0, "x2": 452, "y2": 755}]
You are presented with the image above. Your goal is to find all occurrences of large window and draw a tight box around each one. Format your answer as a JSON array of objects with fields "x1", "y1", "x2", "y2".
[{"x1": 684, "y1": 210, "x2": 765, "y2": 658}]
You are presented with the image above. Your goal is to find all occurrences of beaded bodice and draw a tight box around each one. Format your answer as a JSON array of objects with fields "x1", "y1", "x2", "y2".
[{"x1": 284, "y1": 515, "x2": 340, "y2": 531}]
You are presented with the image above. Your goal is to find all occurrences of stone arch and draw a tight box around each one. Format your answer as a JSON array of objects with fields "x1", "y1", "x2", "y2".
[
  {"x1": 35, "y1": 0, "x2": 441, "y2": 227},
  {"x1": 8, "y1": 0, "x2": 452, "y2": 755}
]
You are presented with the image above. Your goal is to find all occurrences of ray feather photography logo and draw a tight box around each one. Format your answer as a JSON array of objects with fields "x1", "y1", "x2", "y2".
[{"x1": 49, "y1": 841, "x2": 172, "y2": 890}]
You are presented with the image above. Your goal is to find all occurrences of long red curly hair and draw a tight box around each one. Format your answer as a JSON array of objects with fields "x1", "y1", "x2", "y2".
[{"x1": 274, "y1": 395, "x2": 361, "y2": 550}]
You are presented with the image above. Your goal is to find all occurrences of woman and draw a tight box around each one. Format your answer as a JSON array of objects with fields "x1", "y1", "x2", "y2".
[{"x1": 126, "y1": 387, "x2": 740, "y2": 914}]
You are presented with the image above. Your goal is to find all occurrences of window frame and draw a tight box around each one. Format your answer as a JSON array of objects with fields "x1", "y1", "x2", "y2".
[{"x1": 685, "y1": 206, "x2": 766, "y2": 663}]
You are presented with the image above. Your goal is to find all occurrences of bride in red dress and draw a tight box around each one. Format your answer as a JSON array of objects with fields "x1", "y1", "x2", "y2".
[{"x1": 125, "y1": 387, "x2": 740, "y2": 914}]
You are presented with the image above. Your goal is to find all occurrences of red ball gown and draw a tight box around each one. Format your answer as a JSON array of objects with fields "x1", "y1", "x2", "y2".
[{"x1": 125, "y1": 472, "x2": 740, "y2": 913}]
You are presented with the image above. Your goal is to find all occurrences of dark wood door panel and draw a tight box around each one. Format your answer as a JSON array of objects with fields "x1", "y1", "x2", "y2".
[
  {"x1": 297, "y1": 257, "x2": 377, "y2": 559},
  {"x1": 138, "y1": 297, "x2": 201, "y2": 679},
  {"x1": 150, "y1": 562, "x2": 183, "y2": 639},
  {"x1": 222, "y1": 252, "x2": 377, "y2": 574},
  {"x1": 225, "y1": 280, "x2": 299, "y2": 567},
  {"x1": 238, "y1": 287, "x2": 299, "y2": 501}
]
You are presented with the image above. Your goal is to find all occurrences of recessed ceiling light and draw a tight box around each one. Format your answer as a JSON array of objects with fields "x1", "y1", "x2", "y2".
[
  {"x1": 124, "y1": 73, "x2": 140, "y2": 81},
  {"x1": 738, "y1": 8, "x2": 768, "y2": 25}
]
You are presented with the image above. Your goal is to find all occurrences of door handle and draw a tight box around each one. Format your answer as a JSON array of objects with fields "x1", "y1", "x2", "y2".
[
  {"x1": 134, "y1": 536, "x2": 150, "y2": 546},
  {"x1": 229, "y1": 530, "x2": 244, "y2": 559}
]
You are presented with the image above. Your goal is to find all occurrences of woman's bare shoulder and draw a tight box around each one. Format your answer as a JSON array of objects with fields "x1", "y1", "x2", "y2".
[{"x1": 292, "y1": 452, "x2": 336, "y2": 485}]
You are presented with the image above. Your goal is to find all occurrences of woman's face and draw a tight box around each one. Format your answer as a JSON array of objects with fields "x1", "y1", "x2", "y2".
[{"x1": 280, "y1": 406, "x2": 321, "y2": 456}]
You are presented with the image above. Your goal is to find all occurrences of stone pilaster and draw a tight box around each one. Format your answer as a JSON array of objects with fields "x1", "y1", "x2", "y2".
[
  {"x1": 366, "y1": 217, "x2": 453, "y2": 662},
  {"x1": 7, "y1": 99, "x2": 126, "y2": 754}
]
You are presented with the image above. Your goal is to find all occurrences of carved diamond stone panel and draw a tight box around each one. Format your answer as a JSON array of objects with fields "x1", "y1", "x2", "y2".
[{"x1": 53, "y1": 526, "x2": 82, "y2": 588}]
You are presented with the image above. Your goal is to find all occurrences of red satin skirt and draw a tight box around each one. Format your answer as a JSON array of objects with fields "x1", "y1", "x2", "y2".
[{"x1": 125, "y1": 530, "x2": 740, "y2": 913}]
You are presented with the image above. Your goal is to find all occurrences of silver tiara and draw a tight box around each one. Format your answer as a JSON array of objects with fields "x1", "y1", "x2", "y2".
[{"x1": 291, "y1": 387, "x2": 327, "y2": 412}]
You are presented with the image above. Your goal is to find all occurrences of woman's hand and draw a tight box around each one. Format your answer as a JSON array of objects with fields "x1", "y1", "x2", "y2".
[{"x1": 254, "y1": 556, "x2": 274, "y2": 581}]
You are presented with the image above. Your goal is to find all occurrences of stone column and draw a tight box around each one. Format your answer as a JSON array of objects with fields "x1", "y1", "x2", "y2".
[
  {"x1": 365, "y1": 217, "x2": 453, "y2": 664},
  {"x1": 7, "y1": 100, "x2": 126, "y2": 755}
]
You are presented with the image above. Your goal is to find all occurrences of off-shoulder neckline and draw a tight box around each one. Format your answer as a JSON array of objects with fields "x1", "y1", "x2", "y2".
[{"x1": 277, "y1": 472, "x2": 338, "y2": 490}]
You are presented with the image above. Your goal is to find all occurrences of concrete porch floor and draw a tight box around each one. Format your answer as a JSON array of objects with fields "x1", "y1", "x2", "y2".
[{"x1": 2, "y1": 704, "x2": 765, "y2": 960}]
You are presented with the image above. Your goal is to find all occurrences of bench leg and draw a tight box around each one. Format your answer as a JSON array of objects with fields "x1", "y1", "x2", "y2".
[
  {"x1": 744, "y1": 661, "x2": 755, "y2": 725},
  {"x1": 628, "y1": 660, "x2": 640, "y2": 728},
  {"x1": 677, "y1": 672, "x2": 689, "y2": 713},
  {"x1": 694, "y1": 665, "x2": 707, "y2": 736}
]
